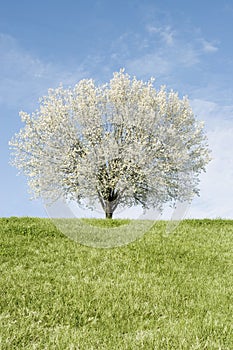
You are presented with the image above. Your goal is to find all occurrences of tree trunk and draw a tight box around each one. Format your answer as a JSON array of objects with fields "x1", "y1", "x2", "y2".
[
  {"x1": 105, "y1": 212, "x2": 113, "y2": 219},
  {"x1": 105, "y1": 200, "x2": 113, "y2": 219}
]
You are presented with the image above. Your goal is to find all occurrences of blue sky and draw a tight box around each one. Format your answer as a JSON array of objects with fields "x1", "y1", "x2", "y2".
[{"x1": 1, "y1": 0, "x2": 233, "y2": 218}]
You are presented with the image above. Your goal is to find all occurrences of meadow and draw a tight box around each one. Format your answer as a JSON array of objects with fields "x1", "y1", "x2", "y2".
[{"x1": 0, "y1": 217, "x2": 232, "y2": 349}]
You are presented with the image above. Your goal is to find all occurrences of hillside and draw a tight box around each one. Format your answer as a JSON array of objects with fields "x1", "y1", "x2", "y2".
[{"x1": 0, "y1": 218, "x2": 233, "y2": 349}]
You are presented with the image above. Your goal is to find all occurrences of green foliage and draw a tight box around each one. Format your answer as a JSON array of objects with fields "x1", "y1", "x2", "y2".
[{"x1": 0, "y1": 218, "x2": 233, "y2": 349}]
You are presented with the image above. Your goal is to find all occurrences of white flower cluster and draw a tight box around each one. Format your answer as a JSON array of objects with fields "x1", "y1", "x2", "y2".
[{"x1": 9, "y1": 69, "x2": 211, "y2": 218}]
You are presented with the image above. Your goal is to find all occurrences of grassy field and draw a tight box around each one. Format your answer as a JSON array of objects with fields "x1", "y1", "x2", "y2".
[{"x1": 0, "y1": 217, "x2": 233, "y2": 349}]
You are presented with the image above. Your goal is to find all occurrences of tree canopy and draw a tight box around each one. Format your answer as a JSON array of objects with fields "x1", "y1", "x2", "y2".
[{"x1": 10, "y1": 69, "x2": 211, "y2": 218}]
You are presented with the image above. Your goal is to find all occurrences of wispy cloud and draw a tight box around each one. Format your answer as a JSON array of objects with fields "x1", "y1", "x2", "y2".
[
  {"x1": 201, "y1": 39, "x2": 219, "y2": 53},
  {"x1": 126, "y1": 52, "x2": 172, "y2": 77},
  {"x1": 0, "y1": 19, "x2": 220, "y2": 112},
  {"x1": 191, "y1": 99, "x2": 233, "y2": 128},
  {"x1": 187, "y1": 99, "x2": 233, "y2": 218},
  {"x1": 146, "y1": 25, "x2": 175, "y2": 46},
  {"x1": 0, "y1": 33, "x2": 87, "y2": 109},
  {"x1": 109, "y1": 20, "x2": 220, "y2": 83}
]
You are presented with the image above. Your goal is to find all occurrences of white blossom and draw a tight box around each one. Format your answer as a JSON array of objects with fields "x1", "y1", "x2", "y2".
[{"x1": 9, "y1": 69, "x2": 211, "y2": 218}]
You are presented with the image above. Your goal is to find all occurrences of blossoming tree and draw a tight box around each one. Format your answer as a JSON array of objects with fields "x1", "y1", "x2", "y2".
[{"x1": 10, "y1": 70, "x2": 211, "y2": 218}]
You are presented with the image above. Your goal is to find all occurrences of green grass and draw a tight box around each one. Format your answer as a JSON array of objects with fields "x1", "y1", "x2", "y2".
[
  {"x1": 82, "y1": 218, "x2": 131, "y2": 228},
  {"x1": 0, "y1": 217, "x2": 233, "y2": 349},
  {"x1": 49, "y1": 217, "x2": 154, "y2": 248}
]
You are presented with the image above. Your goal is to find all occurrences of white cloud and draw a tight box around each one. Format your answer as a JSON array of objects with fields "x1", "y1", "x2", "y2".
[
  {"x1": 0, "y1": 33, "x2": 87, "y2": 109},
  {"x1": 133, "y1": 23, "x2": 219, "y2": 81},
  {"x1": 126, "y1": 52, "x2": 172, "y2": 77},
  {"x1": 177, "y1": 46, "x2": 200, "y2": 66},
  {"x1": 191, "y1": 99, "x2": 233, "y2": 129},
  {"x1": 109, "y1": 24, "x2": 211, "y2": 80},
  {"x1": 187, "y1": 99, "x2": 233, "y2": 218},
  {"x1": 124, "y1": 43, "x2": 200, "y2": 80},
  {"x1": 146, "y1": 25, "x2": 175, "y2": 46},
  {"x1": 201, "y1": 39, "x2": 218, "y2": 53}
]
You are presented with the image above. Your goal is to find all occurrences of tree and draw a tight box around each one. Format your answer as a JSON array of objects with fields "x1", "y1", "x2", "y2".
[{"x1": 9, "y1": 69, "x2": 211, "y2": 219}]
